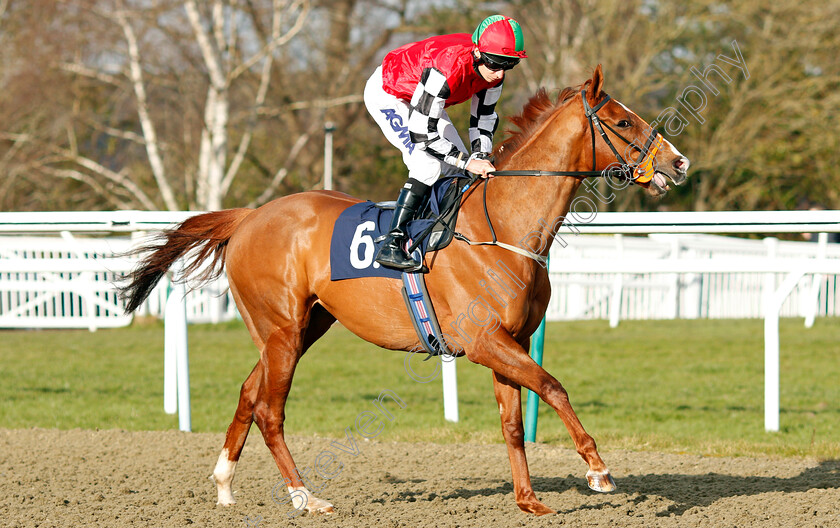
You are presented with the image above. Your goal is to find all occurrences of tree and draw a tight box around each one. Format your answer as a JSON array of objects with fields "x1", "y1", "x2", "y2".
[
  {"x1": 447, "y1": 0, "x2": 840, "y2": 212},
  {"x1": 2, "y1": 0, "x2": 311, "y2": 211},
  {"x1": 0, "y1": 0, "x2": 423, "y2": 210}
]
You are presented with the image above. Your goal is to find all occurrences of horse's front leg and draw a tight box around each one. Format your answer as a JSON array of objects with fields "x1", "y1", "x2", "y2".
[
  {"x1": 492, "y1": 371, "x2": 555, "y2": 515},
  {"x1": 469, "y1": 330, "x2": 616, "y2": 495}
]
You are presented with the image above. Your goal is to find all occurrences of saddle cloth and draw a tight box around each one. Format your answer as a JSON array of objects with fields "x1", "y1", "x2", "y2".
[{"x1": 329, "y1": 176, "x2": 468, "y2": 281}]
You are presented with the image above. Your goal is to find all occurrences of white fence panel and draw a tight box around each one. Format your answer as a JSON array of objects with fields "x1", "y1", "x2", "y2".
[
  {"x1": 0, "y1": 233, "x2": 237, "y2": 329},
  {"x1": 2, "y1": 224, "x2": 838, "y2": 329},
  {"x1": 0, "y1": 235, "x2": 134, "y2": 330},
  {"x1": 546, "y1": 233, "x2": 840, "y2": 322}
]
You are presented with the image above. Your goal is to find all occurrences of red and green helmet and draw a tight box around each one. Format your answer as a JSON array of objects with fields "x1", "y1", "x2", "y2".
[{"x1": 472, "y1": 15, "x2": 528, "y2": 59}]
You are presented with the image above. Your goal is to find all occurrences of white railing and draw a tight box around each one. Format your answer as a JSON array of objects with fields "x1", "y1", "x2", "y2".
[
  {"x1": 542, "y1": 210, "x2": 840, "y2": 432},
  {"x1": 0, "y1": 213, "x2": 237, "y2": 330},
  {"x1": 545, "y1": 232, "x2": 840, "y2": 323},
  {"x1": 0, "y1": 235, "x2": 134, "y2": 330}
]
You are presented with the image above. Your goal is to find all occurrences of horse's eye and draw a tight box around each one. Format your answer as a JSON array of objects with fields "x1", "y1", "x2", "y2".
[{"x1": 617, "y1": 120, "x2": 632, "y2": 128}]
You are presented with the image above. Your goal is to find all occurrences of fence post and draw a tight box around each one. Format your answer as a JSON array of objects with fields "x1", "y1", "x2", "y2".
[
  {"x1": 442, "y1": 355, "x2": 459, "y2": 422},
  {"x1": 163, "y1": 277, "x2": 178, "y2": 415},
  {"x1": 763, "y1": 269, "x2": 806, "y2": 432},
  {"x1": 324, "y1": 122, "x2": 335, "y2": 191},
  {"x1": 609, "y1": 234, "x2": 623, "y2": 328},
  {"x1": 525, "y1": 255, "x2": 549, "y2": 442},
  {"x1": 762, "y1": 237, "x2": 779, "y2": 316},
  {"x1": 804, "y1": 233, "x2": 828, "y2": 328},
  {"x1": 524, "y1": 314, "x2": 546, "y2": 443},
  {"x1": 668, "y1": 237, "x2": 681, "y2": 319},
  {"x1": 164, "y1": 260, "x2": 191, "y2": 432}
]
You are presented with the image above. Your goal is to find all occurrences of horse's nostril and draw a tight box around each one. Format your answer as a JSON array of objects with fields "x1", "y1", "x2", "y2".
[{"x1": 673, "y1": 157, "x2": 690, "y2": 172}]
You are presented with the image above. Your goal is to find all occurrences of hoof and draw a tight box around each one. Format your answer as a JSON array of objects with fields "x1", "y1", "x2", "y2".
[
  {"x1": 517, "y1": 498, "x2": 555, "y2": 516},
  {"x1": 309, "y1": 504, "x2": 335, "y2": 515},
  {"x1": 586, "y1": 469, "x2": 616, "y2": 493},
  {"x1": 215, "y1": 486, "x2": 236, "y2": 506},
  {"x1": 532, "y1": 503, "x2": 556, "y2": 516},
  {"x1": 289, "y1": 488, "x2": 335, "y2": 515},
  {"x1": 304, "y1": 495, "x2": 335, "y2": 515}
]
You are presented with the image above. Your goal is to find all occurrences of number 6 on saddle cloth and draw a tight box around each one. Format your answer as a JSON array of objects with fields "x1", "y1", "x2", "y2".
[{"x1": 329, "y1": 175, "x2": 472, "y2": 357}]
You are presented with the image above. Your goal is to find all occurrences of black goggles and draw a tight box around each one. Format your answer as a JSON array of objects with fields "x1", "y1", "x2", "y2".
[{"x1": 480, "y1": 52, "x2": 519, "y2": 71}]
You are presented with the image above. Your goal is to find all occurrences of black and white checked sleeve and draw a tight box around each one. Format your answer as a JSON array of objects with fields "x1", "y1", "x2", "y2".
[
  {"x1": 469, "y1": 81, "x2": 503, "y2": 154},
  {"x1": 407, "y1": 67, "x2": 468, "y2": 170}
]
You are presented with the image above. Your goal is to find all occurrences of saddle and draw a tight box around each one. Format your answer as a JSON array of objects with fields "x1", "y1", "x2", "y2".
[{"x1": 374, "y1": 175, "x2": 471, "y2": 252}]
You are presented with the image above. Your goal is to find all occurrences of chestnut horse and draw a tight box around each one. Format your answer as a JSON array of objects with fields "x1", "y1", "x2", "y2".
[{"x1": 121, "y1": 65, "x2": 689, "y2": 516}]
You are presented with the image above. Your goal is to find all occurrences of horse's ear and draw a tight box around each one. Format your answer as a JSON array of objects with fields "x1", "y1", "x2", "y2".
[{"x1": 586, "y1": 64, "x2": 605, "y2": 106}]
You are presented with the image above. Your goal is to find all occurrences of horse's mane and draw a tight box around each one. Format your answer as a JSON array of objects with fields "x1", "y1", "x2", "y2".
[{"x1": 494, "y1": 83, "x2": 585, "y2": 165}]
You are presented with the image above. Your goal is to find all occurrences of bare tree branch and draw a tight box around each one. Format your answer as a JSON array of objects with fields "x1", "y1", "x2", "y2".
[
  {"x1": 247, "y1": 129, "x2": 312, "y2": 208},
  {"x1": 221, "y1": 0, "x2": 288, "y2": 196},
  {"x1": 185, "y1": 1, "x2": 226, "y2": 90},
  {"x1": 228, "y1": 0, "x2": 310, "y2": 81},
  {"x1": 81, "y1": 117, "x2": 148, "y2": 147},
  {"x1": 258, "y1": 94, "x2": 364, "y2": 117},
  {"x1": 37, "y1": 166, "x2": 134, "y2": 209},
  {"x1": 39, "y1": 144, "x2": 159, "y2": 210},
  {"x1": 59, "y1": 62, "x2": 121, "y2": 86},
  {"x1": 114, "y1": 5, "x2": 178, "y2": 210}
]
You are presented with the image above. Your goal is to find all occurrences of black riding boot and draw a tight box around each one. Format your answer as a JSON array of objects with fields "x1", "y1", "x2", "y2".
[{"x1": 375, "y1": 179, "x2": 430, "y2": 272}]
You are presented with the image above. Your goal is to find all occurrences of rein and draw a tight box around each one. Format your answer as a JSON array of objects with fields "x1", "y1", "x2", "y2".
[{"x1": 451, "y1": 177, "x2": 548, "y2": 265}]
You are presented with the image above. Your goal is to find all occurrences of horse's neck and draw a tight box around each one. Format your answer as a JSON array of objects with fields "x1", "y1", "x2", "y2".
[{"x1": 459, "y1": 113, "x2": 587, "y2": 261}]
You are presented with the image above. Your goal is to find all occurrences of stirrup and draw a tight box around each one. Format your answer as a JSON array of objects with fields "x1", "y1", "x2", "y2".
[
  {"x1": 374, "y1": 238, "x2": 427, "y2": 273},
  {"x1": 403, "y1": 262, "x2": 429, "y2": 274},
  {"x1": 377, "y1": 259, "x2": 428, "y2": 274},
  {"x1": 374, "y1": 252, "x2": 428, "y2": 273}
]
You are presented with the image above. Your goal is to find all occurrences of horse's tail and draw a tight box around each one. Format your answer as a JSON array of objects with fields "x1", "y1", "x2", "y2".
[{"x1": 120, "y1": 208, "x2": 254, "y2": 314}]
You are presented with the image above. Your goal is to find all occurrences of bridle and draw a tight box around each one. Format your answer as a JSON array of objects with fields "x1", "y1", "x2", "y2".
[
  {"x1": 491, "y1": 87, "x2": 663, "y2": 184},
  {"x1": 405, "y1": 88, "x2": 665, "y2": 261}
]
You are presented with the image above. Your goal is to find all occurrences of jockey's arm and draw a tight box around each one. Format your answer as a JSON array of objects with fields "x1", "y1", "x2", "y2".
[
  {"x1": 469, "y1": 82, "x2": 503, "y2": 156},
  {"x1": 406, "y1": 67, "x2": 470, "y2": 170},
  {"x1": 406, "y1": 67, "x2": 498, "y2": 177}
]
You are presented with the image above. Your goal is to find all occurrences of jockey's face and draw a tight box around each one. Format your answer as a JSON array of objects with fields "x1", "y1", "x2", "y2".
[
  {"x1": 477, "y1": 62, "x2": 506, "y2": 82},
  {"x1": 473, "y1": 50, "x2": 508, "y2": 82}
]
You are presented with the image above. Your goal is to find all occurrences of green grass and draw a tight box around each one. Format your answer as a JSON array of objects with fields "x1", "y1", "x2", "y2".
[{"x1": 1, "y1": 318, "x2": 838, "y2": 458}]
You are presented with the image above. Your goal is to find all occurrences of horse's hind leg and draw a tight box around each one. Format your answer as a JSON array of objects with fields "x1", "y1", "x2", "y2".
[
  {"x1": 214, "y1": 303, "x2": 335, "y2": 510},
  {"x1": 214, "y1": 362, "x2": 260, "y2": 505},
  {"x1": 252, "y1": 322, "x2": 335, "y2": 515}
]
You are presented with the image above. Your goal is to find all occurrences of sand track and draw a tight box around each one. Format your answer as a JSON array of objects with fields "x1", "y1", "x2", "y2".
[{"x1": 2, "y1": 428, "x2": 838, "y2": 527}]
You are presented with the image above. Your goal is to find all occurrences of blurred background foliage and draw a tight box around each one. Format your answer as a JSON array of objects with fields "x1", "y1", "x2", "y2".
[{"x1": 0, "y1": 0, "x2": 837, "y2": 213}]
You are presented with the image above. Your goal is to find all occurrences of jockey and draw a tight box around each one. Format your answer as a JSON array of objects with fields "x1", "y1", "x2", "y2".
[{"x1": 364, "y1": 14, "x2": 527, "y2": 272}]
